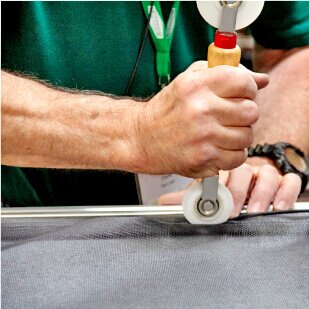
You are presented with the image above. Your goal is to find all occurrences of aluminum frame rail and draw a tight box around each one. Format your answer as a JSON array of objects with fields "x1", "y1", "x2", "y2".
[
  {"x1": 1, "y1": 203, "x2": 309, "y2": 219},
  {"x1": 1, "y1": 205, "x2": 184, "y2": 218}
]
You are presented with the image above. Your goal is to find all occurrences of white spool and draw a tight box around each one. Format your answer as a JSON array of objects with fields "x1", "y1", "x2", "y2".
[
  {"x1": 196, "y1": 1, "x2": 265, "y2": 30},
  {"x1": 182, "y1": 182, "x2": 233, "y2": 224}
]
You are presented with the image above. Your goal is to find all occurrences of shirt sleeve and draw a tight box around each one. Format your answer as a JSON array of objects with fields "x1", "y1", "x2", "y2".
[{"x1": 250, "y1": 1, "x2": 309, "y2": 49}]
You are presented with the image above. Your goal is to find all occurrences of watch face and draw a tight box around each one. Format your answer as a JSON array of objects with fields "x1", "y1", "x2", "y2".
[{"x1": 284, "y1": 147, "x2": 308, "y2": 172}]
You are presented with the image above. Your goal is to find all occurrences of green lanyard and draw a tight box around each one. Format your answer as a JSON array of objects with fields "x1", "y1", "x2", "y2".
[{"x1": 142, "y1": 1, "x2": 180, "y2": 87}]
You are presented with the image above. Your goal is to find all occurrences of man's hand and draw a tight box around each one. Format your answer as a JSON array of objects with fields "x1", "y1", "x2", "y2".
[
  {"x1": 2, "y1": 66, "x2": 267, "y2": 175},
  {"x1": 136, "y1": 62, "x2": 269, "y2": 177},
  {"x1": 158, "y1": 159, "x2": 301, "y2": 218}
]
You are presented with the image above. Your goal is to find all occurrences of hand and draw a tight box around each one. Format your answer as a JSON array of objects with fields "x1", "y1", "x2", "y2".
[
  {"x1": 158, "y1": 158, "x2": 302, "y2": 218},
  {"x1": 135, "y1": 61, "x2": 269, "y2": 177},
  {"x1": 223, "y1": 157, "x2": 302, "y2": 217}
]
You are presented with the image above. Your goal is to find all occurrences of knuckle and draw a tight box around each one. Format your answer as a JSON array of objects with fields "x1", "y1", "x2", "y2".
[
  {"x1": 217, "y1": 150, "x2": 246, "y2": 171},
  {"x1": 172, "y1": 73, "x2": 189, "y2": 95},
  {"x1": 234, "y1": 68, "x2": 247, "y2": 81},
  {"x1": 190, "y1": 100, "x2": 211, "y2": 119},
  {"x1": 286, "y1": 172, "x2": 302, "y2": 184},
  {"x1": 260, "y1": 184, "x2": 275, "y2": 197},
  {"x1": 197, "y1": 146, "x2": 212, "y2": 164},
  {"x1": 246, "y1": 100, "x2": 259, "y2": 124},
  {"x1": 235, "y1": 128, "x2": 253, "y2": 149},
  {"x1": 205, "y1": 145, "x2": 220, "y2": 161},
  {"x1": 239, "y1": 163, "x2": 254, "y2": 174},
  {"x1": 239, "y1": 81, "x2": 251, "y2": 98},
  {"x1": 243, "y1": 128, "x2": 254, "y2": 147},
  {"x1": 260, "y1": 163, "x2": 278, "y2": 175},
  {"x1": 231, "y1": 151, "x2": 247, "y2": 169},
  {"x1": 237, "y1": 72, "x2": 257, "y2": 98},
  {"x1": 186, "y1": 150, "x2": 204, "y2": 171},
  {"x1": 194, "y1": 145, "x2": 218, "y2": 166},
  {"x1": 173, "y1": 72, "x2": 201, "y2": 96},
  {"x1": 200, "y1": 125, "x2": 216, "y2": 141},
  {"x1": 214, "y1": 66, "x2": 235, "y2": 83}
]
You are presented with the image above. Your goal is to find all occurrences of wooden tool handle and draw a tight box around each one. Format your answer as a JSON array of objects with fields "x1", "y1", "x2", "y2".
[{"x1": 208, "y1": 43, "x2": 241, "y2": 68}]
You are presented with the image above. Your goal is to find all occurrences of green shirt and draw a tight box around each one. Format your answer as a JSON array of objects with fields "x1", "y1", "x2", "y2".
[{"x1": 2, "y1": 1, "x2": 309, "y2": 206}]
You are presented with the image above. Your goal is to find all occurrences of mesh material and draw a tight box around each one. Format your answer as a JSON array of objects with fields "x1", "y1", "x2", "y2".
[{"x1": 2, "y1": 214, "x2": 309, "y2": 309}]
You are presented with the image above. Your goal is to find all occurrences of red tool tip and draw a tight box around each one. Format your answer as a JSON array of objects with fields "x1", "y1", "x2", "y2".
[{"x1": 214, "y1": 31, "x2": 237, "y2": 49}]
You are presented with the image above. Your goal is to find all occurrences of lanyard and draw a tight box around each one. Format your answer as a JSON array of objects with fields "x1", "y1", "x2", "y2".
[{"x1": 142, "y1": 1, "x2": 180, "y2": 87}]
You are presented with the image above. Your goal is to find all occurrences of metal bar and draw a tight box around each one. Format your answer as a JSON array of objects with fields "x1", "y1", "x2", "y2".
[
  {"x1": 1, "y1": 203, "x2": 309, "y2": 219},
  {"x1": 1, "y1": 205, "x2": 184, "y2": 218}
]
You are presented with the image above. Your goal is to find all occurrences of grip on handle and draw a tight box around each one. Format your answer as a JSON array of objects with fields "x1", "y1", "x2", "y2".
[{"x1": 208, "y1": 43, "x2": 241, "y2": 68}]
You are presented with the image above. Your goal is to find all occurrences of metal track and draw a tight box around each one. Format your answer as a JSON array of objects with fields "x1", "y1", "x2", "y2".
[
  {"x1": 1, "y1": 203, "x2": 309, "y2": 219},
  {"x1": 1, "y1": 205, "x2": 184, "y2": 218}
]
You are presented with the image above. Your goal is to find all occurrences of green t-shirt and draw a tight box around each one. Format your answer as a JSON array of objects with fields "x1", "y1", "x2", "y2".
[{"x1": 2, "y1": 1, "x2": 309, "y2": 206}]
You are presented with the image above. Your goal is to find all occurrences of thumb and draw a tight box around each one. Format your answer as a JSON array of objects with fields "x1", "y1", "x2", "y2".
[{"x1": 239, "y1": 64, "x2": 269, "y2": 90}]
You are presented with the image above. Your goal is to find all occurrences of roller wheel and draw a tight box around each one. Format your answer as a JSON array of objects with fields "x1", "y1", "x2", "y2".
[{"x1": 182, "y1": 182, "x2": 233, "y2": 224}]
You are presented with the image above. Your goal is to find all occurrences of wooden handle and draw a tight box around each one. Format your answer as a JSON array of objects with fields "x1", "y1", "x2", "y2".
[{"x1": 208, "y1": 43, "x2": 241, "y2": 68}]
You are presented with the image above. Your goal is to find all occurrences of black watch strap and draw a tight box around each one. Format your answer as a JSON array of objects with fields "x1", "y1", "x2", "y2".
[{"x1": 248, "y1": 143, "x2": 309, "y2": 193}]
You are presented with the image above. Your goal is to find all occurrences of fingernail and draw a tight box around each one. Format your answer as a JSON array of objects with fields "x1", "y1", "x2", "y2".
[
  {"x1": 250, "y1": 202, "x2": 261, "y2": 213},
  {"x1": 276, "y1": 201, "x2": 287, "y2": 210}
]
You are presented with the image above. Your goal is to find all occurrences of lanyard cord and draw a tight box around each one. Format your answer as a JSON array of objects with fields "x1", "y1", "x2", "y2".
[
  {"x1": 142, "y1": 1, "x2": 180, "y2": 87},
  {"x1": 124, "y1": 2, "x2": 154, "y2": 96}
]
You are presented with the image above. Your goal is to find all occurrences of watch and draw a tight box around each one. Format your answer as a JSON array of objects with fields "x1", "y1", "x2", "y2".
[{"x1": 248, "y1": 142, "x2": 309, "y2": 193}]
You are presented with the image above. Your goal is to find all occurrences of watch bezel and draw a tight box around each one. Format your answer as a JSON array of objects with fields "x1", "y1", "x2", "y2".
[{"x1": 273, "y1": 143, "x2": 309, "y2": 176}]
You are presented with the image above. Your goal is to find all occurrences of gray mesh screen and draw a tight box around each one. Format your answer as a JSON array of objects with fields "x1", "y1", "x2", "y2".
[{"x1": 2, "y1": 214, "x2": 309, "y2": 309}]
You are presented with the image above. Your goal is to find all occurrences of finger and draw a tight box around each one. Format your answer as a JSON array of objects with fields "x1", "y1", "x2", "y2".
[
  {"x1": 219, "y1": 170, "x2": 229, "y2": 186},
  {"x1": 210, "y1": 97, "x2": 259, "y2": 127},
  {"x1": 158, "y1": 190, "x2": 186, "y2": 205},
  {"x1": 273, "y1": 173, "x2": 302, "y2": 210},
  {"x1": 239, "y1": 64, "x2": 269, "y2": 90},
  {"x1": 226, "y1": 164, "x2": 254, "y2": 218},
  {"x1": 247, "y1": 164, "x2": 281, "y2": 213},
  {"x1": 210, "y1": 125, "x2": 253, "y2": 150},
  {"x1": 213, "y1": 148, "x2": 248, "y2": 172},
  {"x1": 194, "y1": 66, "x2": 259, "y2": 99},
  {"x1": 188, "y1": 62, "x2": 269, "y2": 91}
]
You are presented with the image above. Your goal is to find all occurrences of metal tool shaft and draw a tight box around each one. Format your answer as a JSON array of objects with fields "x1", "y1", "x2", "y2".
[{"x1": 219, "y1": 1, "x2": 241, "y2": 32}]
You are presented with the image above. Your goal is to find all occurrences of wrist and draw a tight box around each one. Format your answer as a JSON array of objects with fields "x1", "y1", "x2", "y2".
[
  {"x1": 107, "y1": 97, "x2": 150, "y2": 173},
  {"x1": 127, "y1": 96, "x2": 157, "y2": 173},
  {"x1": 246, "y1": 156, "x2": 275, "y2": 168},
  {"x1": 128, "y1": 90, "x2": 170, "y2": 174},
  {"x1": 72, "y1": 95, "x2": 148, "y2": 172},
  {"x1": 248, "y1": 143, "x2": 309, "y2": 192}
]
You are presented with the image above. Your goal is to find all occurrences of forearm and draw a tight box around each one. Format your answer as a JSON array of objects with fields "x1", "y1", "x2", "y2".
[
  {"x1": 252, "y1": 46, "x2": 309, "y2": 154},
  {"x1": 1, "y1": 71, "x2": 143, "y2": 171}
]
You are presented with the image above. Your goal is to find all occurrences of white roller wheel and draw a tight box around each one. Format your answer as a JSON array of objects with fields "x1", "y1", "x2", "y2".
[
  {"x1": 196, "y1": 1, "x2": 265, "y2": 30},
  {"x1": 183, "y1": 182, "x2": 233, "y2": 224}
]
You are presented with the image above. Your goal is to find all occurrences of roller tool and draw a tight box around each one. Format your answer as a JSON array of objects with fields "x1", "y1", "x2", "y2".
[{"x1": 182, "y1": 1, "x2": 265, "y2": 224}]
